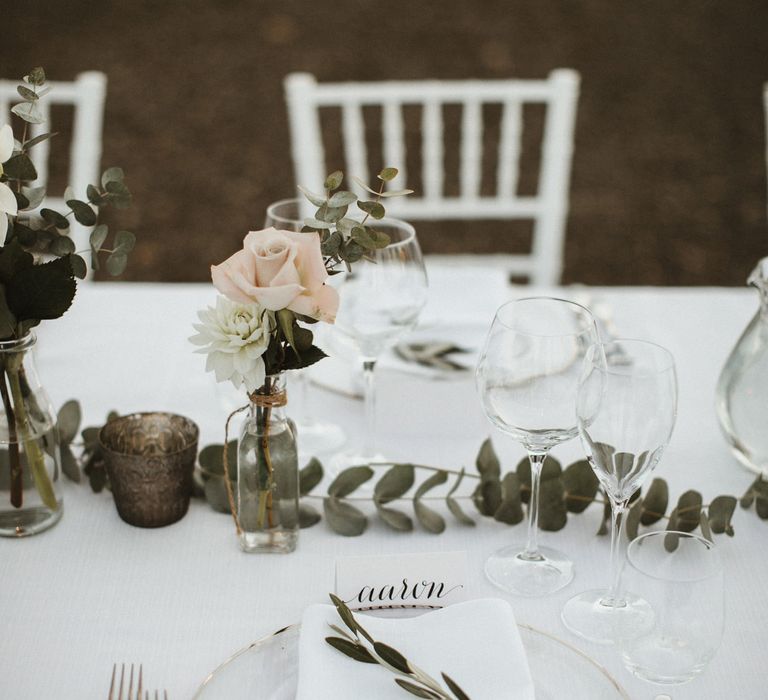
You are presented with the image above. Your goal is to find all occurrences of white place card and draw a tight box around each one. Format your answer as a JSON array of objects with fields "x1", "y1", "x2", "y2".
[{"x1": 335, "y1": 551, "x2": 468, "y2": 610}]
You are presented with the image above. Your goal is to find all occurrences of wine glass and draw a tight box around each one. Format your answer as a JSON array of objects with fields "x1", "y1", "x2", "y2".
[
  {"x1": 561, "y1": 339, "x2": 678, "y2": 643},
  {"x1": 476, "y1": 297, "x2": 599, "y2": 596},
  {"x1": 264, "y1": 198, "x2": 346, "y2": 455},
  {"x1": 617, "y1": 531, "x2": 724, "y2": 686},
  {"x1": 331, "y1": 218, "x2": 428, "y2": 468}
]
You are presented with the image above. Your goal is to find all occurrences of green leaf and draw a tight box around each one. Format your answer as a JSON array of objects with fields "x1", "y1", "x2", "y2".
[
  {"x1": 299, "y1": 503, "x2": 322, "y2": 528},
  {"x1": 699, "y1": 511, "x2": 714, "y2": 542},
  {"x1": 11, "y1": 101, "x2": 44, "y2": 124},
  {"x1": 472, "y1": 478, "x2": 501, "y2": 516},
  {"x1": 198, "y1": 442, "x2": 237, "y2": 477},
  {"x1": 675, "y1": 490, "x2": 703, "y2": 532},
  {"x1": 374, "y1": 463, "x2": 415, "y2": 504},
  {"x1": 324, "y1": 171, "x2": 343, "y2": 190},
  {"x1": 328, "y1": 465, "x2": 374, "y2": 497},
  {"x1": 203, "y1": 477, "x2": 234, "y2": 513},
  {"x1": 373, "y1": 642, "x2": 411, "y2": 674},
  {"x1": 562, "y1": 460, "x2": 599, "y2": 513},
  {"x1": 446, "y1": 468, "x2": 475, "y2": 525},
  {"x1": 357, "y1": 200, "x2": 385, "y2": 219},
  {"x1": 113, "y1": 230, "x2": 135, "y2": 252},
  {"x1": 3, "y1": 153, "x2": 38, "y2": 181},
  {"x1": 394, "y1": 679, "x2": 441, "y2": 699},
  {"x1": 23, "y1": 132, "x2": 56, "y2": 151},
  {"x1": 17, "y1": 85, "x2": 39, "y2": 101},
  {"x1": 303, "y1": 217, "x2": 332, "y2": 230},
  {"x1": 70, "y1": 254, "x2": 87, "y2": 280},
  {"x1": 351, "y1": 226, "x2": 378, "y2": 250},
  {"x1": 378, "y1": 167, "x2": 399, "y2": 182},
  {"x1": 370, "y1": 230, "x2": 391, "y2": 248},
  {"x1": 278, "y1": 308, "x2": 298, "y2": 357},
  {"x1": 494, "y1": 472, "x2": 524, "y2": 524},
  {"x1": 56, "y1": 399, "x2": 81, "y2": 444},
  {"x1": 329, "y1": 594, "x2": 364, "y2": 638},
  {"x1": 316, "y1": 203, "x2": 347, "y2": 223},
  {"x1": 413, "y1": 500, "x2": 445, "y2": 533},
  {"x1": 639, "y1": 477, "x2": 669, "y2": 525},
  {"x1": 5, "y1": 255, "x2": 76, "y2": 323},
  {"x1": 67, "y1": 199, "x2": 97, "y2": 226},
  {"x1": 60, "y1": 444, "x2": 81, "y2": 483},
  {"x1": 517, "y1": 456, "x2": 562, "y2": 503},
  {"x1": 708, "y1": 495, "x2": 737, "y2": 536},
  {"x1": 323, "y1": 497, "x2": 367, "y2": 536},
  {"x1": 328, "y1": 190, "x2": 357, "y2": 207},
  {"x1": 279, "y1": 343, "x2": 327, "y2": 371},
  {"x1": 21, "y1": 186, "x2": 46, "y2": 210},
  {"x1": 321, "y1": 230, "x2": 343, "y2": 257},
  {"x1": 13, "y1": 191, "x2": 30, "y2": 211},
  {"x1": 414, "y1": 470, "x2": 448, "y2": 499},
  {"x1": 299, "y1": 457, "x2": 323, "y2": 495},
  {"x1": 104, "y1": 180, "x2": 132, "y2": 209},
  {"x1": 25, "y1": 67, "x2": 46, "y2": 86},
  {"x1": 377, "y1": 504, "x2": 414, "y2": 531},
  {"x1": 379, "y1": 188, "x2": 414, "y2": 198},
  {"x1": 538, "y1": 477, "x2": 567, "y2": 531},
  {"x1": 325, "y1": 637, "x2": 377, "y2": 664},
  {"x1": 340, "y1": 239, "x2": 364, "y2": 263},
  {"x1": 40, "y1": 208, "x2": 70, "y2": 230},
  {"x1": 49, "y1": 235, "x2": 76, "y2": 257},
  {"x1": 297, "y1": 184, "x2": 327, "y2": 207},
  {"x1": 475, "y1": 438, "x2": 500, "y2": 481},
  {"x1": 101, "y1": 167, "x2": 125, "y2": 187},
  {"x1": 441, "y1": 673, "x2": 472, "y2": 700},
  {"x1": 106, "y1": 252, "x2": 128, "y2": 276}
]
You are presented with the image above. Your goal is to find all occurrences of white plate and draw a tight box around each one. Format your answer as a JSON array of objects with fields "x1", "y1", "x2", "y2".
[{"x1": 194, "y1": 620, "x2": 629, "y2": 699}]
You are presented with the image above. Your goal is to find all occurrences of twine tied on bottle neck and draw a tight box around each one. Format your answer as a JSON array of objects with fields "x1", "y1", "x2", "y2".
[{"x1": 221, "y1": 387, "x2": 287, "y2": 537}]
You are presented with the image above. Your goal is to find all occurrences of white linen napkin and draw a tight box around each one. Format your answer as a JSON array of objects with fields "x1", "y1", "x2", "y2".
[{"x1": 295, "y1": 599, "x2": 534, "y2": 700}]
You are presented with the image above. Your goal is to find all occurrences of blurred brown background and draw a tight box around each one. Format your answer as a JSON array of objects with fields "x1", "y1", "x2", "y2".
[{"x1": 3, "y1": 0, "x2": 767, "y2": 285}]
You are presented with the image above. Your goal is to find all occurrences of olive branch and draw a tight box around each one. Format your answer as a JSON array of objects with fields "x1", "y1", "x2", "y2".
[{"x1": 325, "y1": 594, "x2": 471, "y2": 700}]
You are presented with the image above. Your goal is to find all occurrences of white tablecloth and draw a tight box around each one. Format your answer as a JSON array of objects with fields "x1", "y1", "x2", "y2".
[{"x1": 1, "y1": 267, "x2": 765, "y2": 699}]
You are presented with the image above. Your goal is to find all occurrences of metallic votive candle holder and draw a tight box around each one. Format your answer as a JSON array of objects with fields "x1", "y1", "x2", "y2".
[{"x1": 99, "y1": 412, "x2": 199, "y2": 528}]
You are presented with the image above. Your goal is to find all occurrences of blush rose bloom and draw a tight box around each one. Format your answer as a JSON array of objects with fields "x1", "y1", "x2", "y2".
[{"x1": 211, "y1": 227, "x2": 339, "y2": 323}]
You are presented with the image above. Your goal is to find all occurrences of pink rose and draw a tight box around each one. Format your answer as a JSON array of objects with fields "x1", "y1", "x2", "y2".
[{"x1": 211, "y1": 227, "x2": 339, "y2": 323}]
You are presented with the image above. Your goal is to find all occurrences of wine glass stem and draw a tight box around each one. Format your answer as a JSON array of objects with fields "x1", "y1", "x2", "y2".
[
  {"x1": 605, "y1": 498, "x2": 629, "y2": 605},
  {"x1": 362, "y1": 359, "x2": 377, "y2": 457},
  {"x1": 522, "y1": 451, "x2": 547, "y2": 559}
]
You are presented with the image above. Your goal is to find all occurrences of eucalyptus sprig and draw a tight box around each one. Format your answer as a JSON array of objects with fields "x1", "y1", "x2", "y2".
[
  {"x1": 0, "y1": 66, "x2": 135, "y2": 341},
  {"x1": 325, "y1": 594, "x2": 472, "y2": 700},
  {"x1": 299, "y1": 167, "x2": 413, "y2": 271}
]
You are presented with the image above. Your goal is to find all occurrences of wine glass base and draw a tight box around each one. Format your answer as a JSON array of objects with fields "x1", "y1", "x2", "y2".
[
  {"x1": 484, "y1": 544, "x2": 574, "y2": 597},
  {"x1": 295, "y1": 422, "x2": 346, "y2": 457},
  {"x1": 561, "y1": 588, "x2": 653, "y2": 644}
]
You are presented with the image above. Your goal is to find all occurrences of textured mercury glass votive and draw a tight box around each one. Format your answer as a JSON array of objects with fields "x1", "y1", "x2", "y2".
[{"x1": 99, "y1": 412, "x2": 199, "y2": 527}]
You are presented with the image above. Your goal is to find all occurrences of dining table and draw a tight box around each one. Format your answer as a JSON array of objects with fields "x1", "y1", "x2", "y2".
[{"x1": 1, "y1": 261, "x2": 765, "y2": 699}]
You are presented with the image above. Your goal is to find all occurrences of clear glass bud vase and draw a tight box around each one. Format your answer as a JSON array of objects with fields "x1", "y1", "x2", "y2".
[
  {"x1": 0, "y1": 333, "x2": 63, "y2": 536},
  {"x1": 237, "y1": 372, "x2": 299, "y2": 553},
  {"x1": 716, "y1": 258, "x2": 768, "y2": 475}
]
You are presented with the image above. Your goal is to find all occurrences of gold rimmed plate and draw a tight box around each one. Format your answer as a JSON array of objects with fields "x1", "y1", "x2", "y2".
[{"x1": 194, "y1": 615, "x2": 629, "y2": 699}]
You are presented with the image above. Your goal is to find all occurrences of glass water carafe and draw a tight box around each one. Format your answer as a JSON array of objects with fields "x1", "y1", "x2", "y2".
[{"x1": 716, "y1": 258, "x2": 768, "y2": 475}]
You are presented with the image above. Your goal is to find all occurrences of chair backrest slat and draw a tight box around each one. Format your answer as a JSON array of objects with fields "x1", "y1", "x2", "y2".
[
  {"x1": 460, "y1": 97, "x2": 482, "y2": 199},
  {"x1": 284, "y1": 70, "x2": 580, "y2": 285},
  {"x1": 342, "y1": 100, "x2": 368, "y2": 192},
  {"x1": 422, "y1": 99, "x2": 444, "y2": 201},
  {"x1": 382, "y1": 99, "x2": 406, "y2": 188}
]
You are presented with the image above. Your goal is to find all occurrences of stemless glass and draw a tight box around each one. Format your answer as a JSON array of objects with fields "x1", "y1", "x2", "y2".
[
  {"x1": 264, "y1": 198, "x2": 346, "y2": 455},
  {"x1": 476, "y1": 297, "x2": 599, "y2": 596},
  {"x1": 332, "y1": 218, "x2": 428, "y2": 468},
  {"x1": 617, "y1": 531, "x2": 724, "y2": 686},
  {"x1": 562, "y1": 340, "x2": 678, "y2": 643}
]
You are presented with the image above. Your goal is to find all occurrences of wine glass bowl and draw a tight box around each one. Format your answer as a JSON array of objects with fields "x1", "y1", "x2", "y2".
[
  {"x1": 331, "y1": 218, "x2": 428, "y2": 467},
  {"x1": 561, "y1": 339, "x2": 678, "y2": 643},
  {"x1": 476, "y1": 297, "x2": 599, "y2": 596}
]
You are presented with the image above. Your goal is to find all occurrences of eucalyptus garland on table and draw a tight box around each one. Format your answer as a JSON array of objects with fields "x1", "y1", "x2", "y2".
[{"x1": 195, "y1": 436, "x2": 754, "y2": 542}]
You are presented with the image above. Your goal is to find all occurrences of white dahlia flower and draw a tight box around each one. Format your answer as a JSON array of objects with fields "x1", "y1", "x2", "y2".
[{"x1": 190, "y1": 295, "x2": 272, "y2": 393}]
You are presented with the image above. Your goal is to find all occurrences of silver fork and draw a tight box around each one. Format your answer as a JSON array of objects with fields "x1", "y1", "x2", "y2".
[{"x1": 108, "y1": 664, "x2": 168, "y2": 700}]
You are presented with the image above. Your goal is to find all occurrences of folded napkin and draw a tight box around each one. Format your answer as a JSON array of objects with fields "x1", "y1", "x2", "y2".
[{"x1": 296, "y1": 599, "x2": 534, "y2": 699}]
